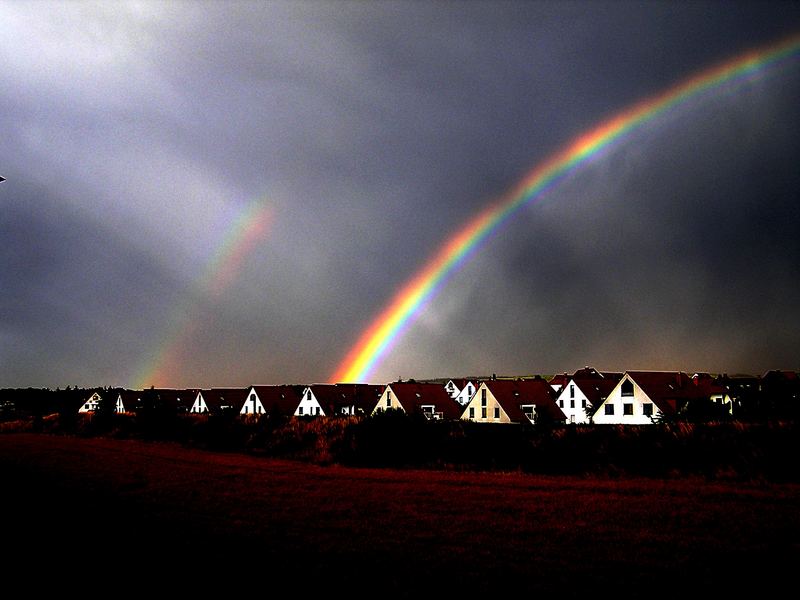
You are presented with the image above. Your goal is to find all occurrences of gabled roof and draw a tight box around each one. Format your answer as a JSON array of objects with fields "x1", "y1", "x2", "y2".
[
  {"x1": 624, "y1": 371, "x2": 701, "y2": 414},
  {"x1": 386, "y1": 382, "x2": 462, "y2": 419},
  {"x1": 691, "y1": 376, "x2": 729, "y2": 397},
  {"x1": 339, "y1": 383, "x2": 384, "y2": 412},
  {"x1": 446, "y1": 378, "x2": 471, "y2": 391},
  {"x1": 548, "y1": 373, "x2": 569, "y2": 389},
  {"x1": 250, "y1": 385, "x2": 302, "y2": 415},
  {"x1": 306, "y1": 383, "x2": 384, "y2": 413},
  {"x1": 117, "y1": 389, "x2": 140, "y2": 412},
  {"x1": 484, "y1": 379, "x2": 565, "y2": 422},
  {"x1": 570, "y1": 374, "x2": 622, "y2": 408},
  {"x1": 207, "y1": 388, "x2": 250, "y2": 413}
]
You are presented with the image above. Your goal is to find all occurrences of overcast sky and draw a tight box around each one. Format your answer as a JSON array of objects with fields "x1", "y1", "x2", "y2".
[{"x1": 2, "y1": 1, "x2": 799, "y2": 389}]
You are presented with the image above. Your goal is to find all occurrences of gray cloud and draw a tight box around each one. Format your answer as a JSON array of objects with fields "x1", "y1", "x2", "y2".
[{"x1": 1, "y1": 1, "x2": 799, "y2": 387}]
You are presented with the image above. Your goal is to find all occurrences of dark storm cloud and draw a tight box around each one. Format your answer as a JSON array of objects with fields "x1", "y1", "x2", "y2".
[{"x1": 1, "y1": 1, "x2": 799, "y2": 387}]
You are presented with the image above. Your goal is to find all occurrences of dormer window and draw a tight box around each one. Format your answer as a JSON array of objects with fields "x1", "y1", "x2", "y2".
[{"x1": 621, "y1": 380, "x2": 634, "y2": 397}]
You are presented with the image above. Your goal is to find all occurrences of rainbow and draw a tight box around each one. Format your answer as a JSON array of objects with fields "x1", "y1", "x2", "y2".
[
  {"x1": 132, "y1": 198, "x2": 274, "y2": 388},
  {"x1": 331, "y1": 33, "x2": 800, "y2": 384}
]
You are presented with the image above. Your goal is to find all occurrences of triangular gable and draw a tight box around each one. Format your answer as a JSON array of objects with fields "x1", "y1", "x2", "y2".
[
  {"x1": 78, "y1": 392, "x2": 102, "y2": 413},
  {"x1": 190, "y1": 391, "x2": 210, "y2": 414}
]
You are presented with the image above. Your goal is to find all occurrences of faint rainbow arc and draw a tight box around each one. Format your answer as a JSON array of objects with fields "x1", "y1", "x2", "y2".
[
  {"x1": 331, "y1": 33, "x2": 800, "y2": 383},
  {"x1": 132, "y1": 199, "x2": 274, "y2": 389}
]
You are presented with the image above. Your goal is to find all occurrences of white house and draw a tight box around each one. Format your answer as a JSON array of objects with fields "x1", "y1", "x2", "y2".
[
  {"x1": 295, "y1": 386, "x2": 327, "y2": 417},
  {"x1": 189, "y1": 390, "x2": 210, "y2": 414},
  {"x1": 114, "y1": 390, "x2": 140, "y2": 414},
  {"x1": 555, "y1": 369, "x2": 622, "y2": 424},
  {"x1": 592, "y1": 371, "x2": 696, "y2": 425},
  {"x1": 444, "y1": 379, "x2": 478, "y2": 406},
  {"x1": 373, "y1": 382, "x2": 462, "y2": 420},
  {"x1": 240, "y1": 387, "x2": 267, "y2": 415},
  {"x1": 460, "y1": 378, "x2": 565, "y2": 424},
  {"x1": 78, "y1": 391, "x2": 102, "y2": 413},
  {"x1": 246, "y1": 385, "x2": 303, "y2": 416}
]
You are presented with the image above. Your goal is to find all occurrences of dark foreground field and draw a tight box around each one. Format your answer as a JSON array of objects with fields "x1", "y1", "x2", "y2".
[{"x1": 2, "y1": 434, "x2": 798, "y2": 597}]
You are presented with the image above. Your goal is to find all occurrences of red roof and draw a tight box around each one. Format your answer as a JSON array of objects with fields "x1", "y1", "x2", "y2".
[
  {"x1": 386, "y1": 382, "x2": 462, "y2": 419},
  {"x1": 625, "y1": 371, "x2": 701, "y2": 414},
  {"x1": 484, "y1": 379, "x2": 565, "y2": 422},
  {"x1": 250, "y1": 385, "x2": 302, "y2": 415},
  {"x1": 570, "y1": 374, "x2": 622, "y2": 409},
  {"x1": 206, "y1": 388, "x2": 250, "y2": 413},
  {"x1": 334, "y1": 383, "x2": 383, "y2": 413}
]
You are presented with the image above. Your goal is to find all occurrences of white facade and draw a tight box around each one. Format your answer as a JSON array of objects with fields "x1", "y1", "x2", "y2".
[
  {"x1": 460, "y1": 383, "x2": 512, "y2": 424},
  {"x1": 373, "y1": 386, "x2": 401, "y2": 414},
  {"x1": 455, "y1": 381, "x2": 476, "y2": 406},
  {"x1": 240, "y1": 388, "x2": 267, "y2": 415},
  {"x1": 78, "y1": 392, "x2": 102, "y2": 413},
  {"x1": 444, "y1": 380, "x2": 477, "y2": 406},
  {"x1": 295, "y1": 387, "x2": 325, "y2": 417},
  {"x1": 189, "y1": 391, "x2": 209, "y2": 414},
  {"x1": 592, "y1": 375, "x2": 660, "y2": 425},
  {"x1": 554, "y1": 381, "x2": 591, "y2": 424}
]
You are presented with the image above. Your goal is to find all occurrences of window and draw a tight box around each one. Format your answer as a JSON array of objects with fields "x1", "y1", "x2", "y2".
[
  {"x1": 387, "y1": 391, "x2": 392, "y2": 407},
  {"x1": 570, "y1": 384, "x2": 575, "y2": 398},
  {"x1": 467, "y1": 386, "x2": 473, "y2": 395},
  {"x1": 643, "y1": 403, "x2": 653, "y2": 416},
  {"x1": 623, "y1": 403, "x2": 633, "y2": 415},
  {"x1": 481, "y1": 388, "x2": 487, "y2": 405},
  {"x1": 582, "y1": 399, "x2": 587, "y2": 409},
  {"x1": 298, "y1": 407, "x2": 303, "y2": 415},
  {"x1": 481, "y1": 407, "x2": 487, "y2": 419},
  {"x1": 605, "y1": 404, "x2": 614, "y2": 415},
  {"x1": 621, "y1": 380, "x2": 634, "y2": 397},
  {"x1": 469, "y1": 407, "x2": 474, "y2": 419},
  {"x1": 494, "y1": 407, "x2": 500, "y2": 419},
  {"x1": 559, "y1": 400, "x2": 563, "y2": 408},
  {"x1": 570, "y1": 399, "x2": 575, "y2": 409}
]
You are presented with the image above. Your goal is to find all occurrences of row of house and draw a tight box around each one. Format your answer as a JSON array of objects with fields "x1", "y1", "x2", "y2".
[{"x1": 75, "y1": 368, "x2": 800, "y2": 425}]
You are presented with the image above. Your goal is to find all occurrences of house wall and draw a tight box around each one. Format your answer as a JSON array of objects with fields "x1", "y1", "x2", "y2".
[
  {"x1": 455, "y1": 382, "x2": 476, "y2": 406},
  {"x1": 240, "y1": 390, "x2": 266, "y2": 415},
  {"x1": 445, "y1": 381, "x2": 460, "y2": 400},
  {"x1": 78, "y1": 392, "x2": 102, "y2": 413},
  {"x1": 460, "y1": 385, "x2": 511, "y2": 423},
  {"x1": 295, "y1": 388, "x2": 325, "y2": 417},
  {"x1": 373, "y1": 386, "x2": 404, "y2": 414},
  {"x1": 593, "y1": 376, "x2": 659, "y2": 424},
  {"x1": 554, "y1": 382, "x2": 591, "y2": 424},
  {"x1": 189, "y1": 393, "x2": 208, "y2": 414}
]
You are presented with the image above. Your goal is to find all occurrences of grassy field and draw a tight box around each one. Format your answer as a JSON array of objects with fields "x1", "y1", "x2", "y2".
[{"x1": 2, "y1": 433, "x2": 798, "y2": 596}]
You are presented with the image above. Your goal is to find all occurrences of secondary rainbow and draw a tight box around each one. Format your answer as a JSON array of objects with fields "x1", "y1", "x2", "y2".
[
  {"x1": 133, "y1": 198, "x2": 273, "y2": 388},
  {"x1": 331, "y1": 33, "x2": 800, "y2": 384}
]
